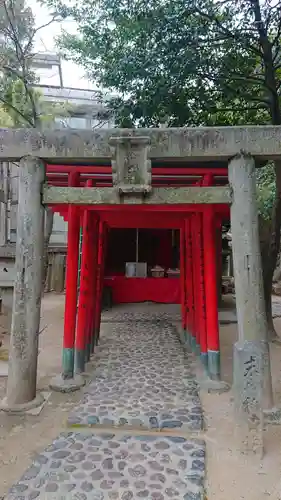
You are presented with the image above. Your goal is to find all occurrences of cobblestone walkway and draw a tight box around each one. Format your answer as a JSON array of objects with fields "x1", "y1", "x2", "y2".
[
  {"x1": 68, "y1": 320, "x2": 202, "y2": 432},
  {"x1": 5, "y1": 311, "x2": 205, "y2": 500}
]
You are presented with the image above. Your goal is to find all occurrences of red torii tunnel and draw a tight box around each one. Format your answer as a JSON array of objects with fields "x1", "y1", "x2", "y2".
[{"x1": 46, "y1": 162, "x2": 230, "y2": 381}]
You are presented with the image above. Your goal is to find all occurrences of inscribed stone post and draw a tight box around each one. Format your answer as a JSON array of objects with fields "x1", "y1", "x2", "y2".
[
  {"x1": 109, "y1": 135, "x2": 151, "y2": 203},
  {"x1": 2, "y1": 156, "x2": 45, "y2": 410},
  {"x1": 229, "y1": 153, "x2": 273, "y2": 454}
]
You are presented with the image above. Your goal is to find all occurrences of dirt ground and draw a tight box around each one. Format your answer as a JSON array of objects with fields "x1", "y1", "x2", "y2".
[
  {"x1": 0, "y1": 294, "x2": 84, "y2": 496},
  {"x1": 203, "y1": 318, "x2": 281, "y2": 500},
  {"x1": 1, "y1": 295, "x2": 281, "y2": 499}
]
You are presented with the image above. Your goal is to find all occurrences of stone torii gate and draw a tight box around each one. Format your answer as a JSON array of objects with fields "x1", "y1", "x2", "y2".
[{"x1": 0, "y1": 126, "x2": 277, "y2": 434}]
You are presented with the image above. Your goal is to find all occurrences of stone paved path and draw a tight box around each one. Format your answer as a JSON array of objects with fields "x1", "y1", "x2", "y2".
[
  {"x1": 68, "y1": 320, "x2": 202, "y2": 432},
  {"x1": 5, "y1": 311, "x2": 205, "y2": 500}
]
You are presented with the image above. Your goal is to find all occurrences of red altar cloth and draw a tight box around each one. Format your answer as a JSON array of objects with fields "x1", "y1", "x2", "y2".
[{"x1": 104, "y1": 276, "x2": 180, "y2": 304}]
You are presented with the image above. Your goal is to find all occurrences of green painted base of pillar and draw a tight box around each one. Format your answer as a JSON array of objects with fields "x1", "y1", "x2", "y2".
[
  {"x1": 181, "y1": 330, "x2": 193, "y2": 352},
  {"x1": 185, "y1": 331, "x2": 191, "y2": 347},
  {"x1": 86, "y1": 343, "x2": 91, "y2": 362},
  {"x1": 74, "y1": 349, "x2": 85, "y2": 374},
  {"x1": 95, "y1": 329, "x2": 99, "y2": 346},
  {"x1": 90, "y1": 332, "x2": 95, "y2": 354},
  {"x1": 190, "y1": 335, "x2": 197, "y2": 353},
  {"x1": 195, "y1": 343, "x2": 201, "y2": 357},
  {"x1": 62, "y1": 348, "x2": 74, "y2": 379},
  {"x1": 200, "y1": 352, "x2": 209, "y2": 373},
  {"x1": 181, "y1": 328, "x2": 187, "y2": 343},
  {"x1": 179, "y1": 328, "x2": 187, "y2": 345},
  {"x1": 208, "y1": 350, "x2": 221, "y2": 380}
]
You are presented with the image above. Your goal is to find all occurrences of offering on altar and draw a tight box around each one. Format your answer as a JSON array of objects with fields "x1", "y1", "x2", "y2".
[
  {"x1": 167, "y1": 268, "x2": 180, "y2": 278},
  {"x1": 151, "y1": 265, "x2": 165, "y2": 278}
]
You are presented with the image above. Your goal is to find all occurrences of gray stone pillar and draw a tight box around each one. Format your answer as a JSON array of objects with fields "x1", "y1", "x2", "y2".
[
  {"x1": 229, "y1": 153, "x2": 273, "y2": 453},
  {"x1": 1, "y1": 156, "x2": 45, "y2": 411}
]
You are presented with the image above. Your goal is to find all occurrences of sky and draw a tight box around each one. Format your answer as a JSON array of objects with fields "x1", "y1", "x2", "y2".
[{"x1": 27, "y1": 0, "x2": 94, "y2": 89}]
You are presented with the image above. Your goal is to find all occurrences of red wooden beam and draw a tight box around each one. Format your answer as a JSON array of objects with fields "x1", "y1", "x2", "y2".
[
  {"x1": 46, "y1": 180, "x2": 227, "y2": 188},
  {"x1": 48, "y1": 203, "x2": 230, "y2": 214},
  {"x1": 47, "y1": 165, "x2": 112, "y2": 174},
  {"x1": 102, "y1": 217, "x2": 184, "y2": 229},
  {"x1": 154, "y1": 168, "x2": 228, "y2": 176},
  {"x1": 46, "y1": 164, "x2": 228, "y2": 177}
]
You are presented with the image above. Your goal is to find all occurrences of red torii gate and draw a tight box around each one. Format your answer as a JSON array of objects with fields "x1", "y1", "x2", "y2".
[
  {"x1": 1, "y1": 126, "x2": 277, "y2": 451},
  {"x1": 46, "y1": 162, "x2": 230, "y2": 383}
]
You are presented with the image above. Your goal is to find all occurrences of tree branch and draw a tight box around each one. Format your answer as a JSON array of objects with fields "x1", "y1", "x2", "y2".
[
  {"x1": 2, "y1": 1, "x2": 39, "y2": 126},
  {"x1": 1, "y1": 0, "x2": 62, "y2": 128},
  {"x1": 192, "y1": 5, "x2": 263, "y2": 57},
  {"x1": 3, "y1": 1, "x2": 25, "y2": 62},
  {"x1": 2, "y1": 64, "x2": 39, "y2": 126},
  {"x1": 198, "y1": 68, "x2": 268, "y2": 95},
  {"x1": 0, "y1": 96, "x2": 34, "y2": 127},
  {"x1": 271, "y1": 13, "x2": 281, "y2": 49},
  {"x1": 211, "y1": 105, "x2": 268, "y2": 112},
  {"x1": 23, "y1": 15, "x2": 62, "y2": 57}
]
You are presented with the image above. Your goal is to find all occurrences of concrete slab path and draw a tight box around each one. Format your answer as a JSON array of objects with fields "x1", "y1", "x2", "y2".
[{"x1": 4, "y1": 309, "x2": 205, "y2": 500}]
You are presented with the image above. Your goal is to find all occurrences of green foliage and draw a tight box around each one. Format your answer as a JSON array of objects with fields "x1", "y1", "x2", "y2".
[
  {"x1": 3, "y1": 79, "x2": 39, "y2": 126},
  {"x1": 1, "y1": 79, "x2": 73, "y2": 128},
  {"x1": 0, "y1": 3, "x2": 36, "y2": 88},
  {"x1": 42, "y1": 0, "x2": 281, "y2": 127},
  {"x1": 0, "y1": 0, "x2": 38, "y2": 126},
  {"x1": 257, "y1": 164, "x2": 276, "y2": 221},
  {"x1": 0, "y1": 106, "x2": 13, "y2": 127}
]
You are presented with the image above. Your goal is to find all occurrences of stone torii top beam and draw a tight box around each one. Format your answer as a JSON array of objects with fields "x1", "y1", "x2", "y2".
[{"x1": 0, "y1": 126, "x2": 281, "y2": 161}]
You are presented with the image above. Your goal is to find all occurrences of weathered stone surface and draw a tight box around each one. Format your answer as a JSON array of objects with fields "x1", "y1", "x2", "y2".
[
  {"x1": 4, "y1": 432, "x2": 205, "y2": 499},
  {"x1": 4, "y1": 156, "x2": 45, "y2": 408},
  {"x1": 229, "y1": 153, "x2": 273, "y2": 455},
  {"x1": 67, "y1": 314, "x2": 203, "y2": 432},
  {"x1": 43, "y1": 185, "x2": 231, "y2": 205},
  {"x1": 110, "y1": 135, "x2": 151, "y2": 195},
  {"x1": 1, "y1": 126, "x2": 281, "y2": 161}
]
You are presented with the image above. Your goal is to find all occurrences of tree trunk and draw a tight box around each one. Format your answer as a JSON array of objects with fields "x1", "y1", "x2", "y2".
[
  {"x1": 260, "y1": 164, "x2": 281, "y2": 342},
  {"x1": 263, "y1": 268, "x2": 276, "y2": 341},
  {"x1": 273, "y1": 252, "x2": 281, "y2": 282},
  {"x1": 42, "y1": 207, "x2": 54, "y2": 292}
]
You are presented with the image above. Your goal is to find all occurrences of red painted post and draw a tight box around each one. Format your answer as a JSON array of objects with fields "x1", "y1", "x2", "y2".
[
  {"x1": 185, "y1": 217, "x2": 194, "y2": 347},
  {"x1": 62, "y1": 171, "x2": 80, "y2": 380},
  {"x1": 89, "y1": 214, "x2": 99, "y2": 354},
  {"x1": 94, "y1": 221, "x2": 105, "y2": 345},
  {"x1": 75, "y1": 205, "x2": 92, "y2": 374},
  {"x1": 95, "y1": 223, "x2": 108, "y2": 345},
  {"x1": 216, "y1": 217, "x2": 223, "y2": 307},
  {"x1": 180, "y1": 224, "x2": 187, "y2": 335},
  {"x1": 190, "y1": 213, "x2": 200, "y2": 353},
  {"x1": 203, "y1": 206, "x2": 221, "y2": 380},
  {"x1": 184, "y1": 219, "x2": 189, "y2": 336},
  {"x1": 197, "y1": 212, "x2": 208, "y2": 370},
  {"x1": 93, "y1": 220, "x2": 102, "y2": 347},
  {"x1": 193, "y1": 213, "x2": 200, "y2": 353}
]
